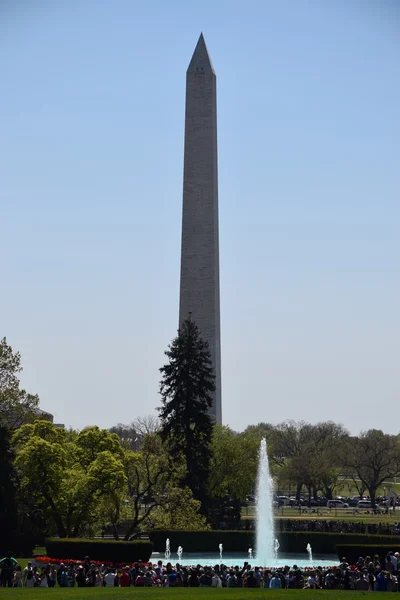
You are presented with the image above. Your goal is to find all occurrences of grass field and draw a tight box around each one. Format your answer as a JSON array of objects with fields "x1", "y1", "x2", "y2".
[{"x1": 0, "y1": 589, "x2": 391, "y2": 600}]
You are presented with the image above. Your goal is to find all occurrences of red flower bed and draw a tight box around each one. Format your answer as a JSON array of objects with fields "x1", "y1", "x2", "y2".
[{"x1": 35, "y1": 556, "x2": 147, "y2": 568}]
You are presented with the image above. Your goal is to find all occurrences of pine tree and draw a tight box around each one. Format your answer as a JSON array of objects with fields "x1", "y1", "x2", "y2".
[{"x1": 159, "y1": 318, "x2": 215, "y2": 508}]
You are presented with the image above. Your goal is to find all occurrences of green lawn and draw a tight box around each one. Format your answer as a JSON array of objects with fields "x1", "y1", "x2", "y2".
[{"x1": 0, "y1": 589, "x2": 391, "y2": 600}]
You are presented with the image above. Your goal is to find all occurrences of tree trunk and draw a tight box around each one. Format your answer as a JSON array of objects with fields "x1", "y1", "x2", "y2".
[
  {"x1": 369, "y1": 487, "x2": 377, "y2": 509},
  {"x1": 296, "y1": 483, "x2": 302, "y2": 501}
]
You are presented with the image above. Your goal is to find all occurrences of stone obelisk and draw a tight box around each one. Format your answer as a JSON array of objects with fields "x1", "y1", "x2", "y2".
[{"x1": 179, "y1": 33, "x2": 222, "y2": 425}]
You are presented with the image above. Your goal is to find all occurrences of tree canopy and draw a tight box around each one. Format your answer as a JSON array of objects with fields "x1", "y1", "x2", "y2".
[{"x1": 0, "y1": 337, "x2": 40, "y2": 429}]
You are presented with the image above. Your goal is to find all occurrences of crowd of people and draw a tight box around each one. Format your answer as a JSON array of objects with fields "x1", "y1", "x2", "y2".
[{"x1": 2, "y1": 552, "x2": 400, "y2": 591}]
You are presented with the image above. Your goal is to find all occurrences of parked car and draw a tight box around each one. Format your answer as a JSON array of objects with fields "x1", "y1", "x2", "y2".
[
  {"x1": 348, "y1": 496, "x2": 361, "y2": 507},
  {"x1": 276, "y1": 496, "x2": 291, "y2": 506},
  {"x1": 327, "y1": 500, "x2": 349, "y2": 509},
  {"x1": 357, "y1": 500, "x2": 372, "y2": 509},
  {"x1": 289, "y1": 497, "x2": 304, "y2": 506}
]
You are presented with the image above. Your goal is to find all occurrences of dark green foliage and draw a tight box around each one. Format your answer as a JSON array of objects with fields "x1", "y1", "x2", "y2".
[
  {"x1": 0, "y1": 427, "x2": 47, "y2": 557},
  {"x1": 45, "y1": 539, "x2": 152, "y2": 563},
  {"x1": 0, "y1": 426, "x2": 18, "y2": 555},
  {"x1": 159, "y1": 319, "x2": 215, "y2": 507},
  {"x1": 149, "y1": 530, "x2": 400, "y2": 555},
  {"x1": 336, "y1": 544, "x2": 400, "y2": 564}
]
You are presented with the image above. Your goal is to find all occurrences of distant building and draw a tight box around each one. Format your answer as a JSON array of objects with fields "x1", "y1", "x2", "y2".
[{"x1": 33, "y1": 407, "x2": 54, "y2": 422}]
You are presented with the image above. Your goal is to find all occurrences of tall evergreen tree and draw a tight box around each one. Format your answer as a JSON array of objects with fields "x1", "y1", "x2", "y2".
[{"x1": 159, "y1": 318, "x2": 215, "y2": 508}]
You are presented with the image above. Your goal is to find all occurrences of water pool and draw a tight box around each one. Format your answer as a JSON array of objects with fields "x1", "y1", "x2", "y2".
[{"x1": 150, "y1": 552, "x2": 338, "y2": 569}]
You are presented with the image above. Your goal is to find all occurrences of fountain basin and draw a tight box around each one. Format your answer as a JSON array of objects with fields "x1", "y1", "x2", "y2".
[{"x1": 150, "y1": 551, "x2": 337, "y2": 569}]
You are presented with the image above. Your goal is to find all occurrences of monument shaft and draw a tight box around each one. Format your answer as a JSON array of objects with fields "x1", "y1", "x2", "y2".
[{"x1": 179, "y1": 34, "x2": 222, "y2": 424}]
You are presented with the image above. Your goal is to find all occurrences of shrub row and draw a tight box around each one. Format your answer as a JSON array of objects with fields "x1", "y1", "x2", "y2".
[
  {"x1": 1, "y1": 534, "x2": 36, "y2": 558},
  {"x1": 336, "y1": 544, "x2": 400, "y2": 565},
  {"x1": 45, "y1": 539, "x2": 152, "y2": 563},
  {"x1": 149, "y1": 530, "x2": 400, "y2": 555}
]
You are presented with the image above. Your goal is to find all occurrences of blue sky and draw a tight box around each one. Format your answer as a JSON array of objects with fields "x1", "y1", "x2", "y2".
[{"x1": 1, "y1": 0, "x2": 399, "y2": 433}]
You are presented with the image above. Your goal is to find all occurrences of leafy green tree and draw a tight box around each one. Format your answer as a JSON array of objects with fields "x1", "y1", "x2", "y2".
[
  {"x1": 208, "y1": 426, "x2": 259, "y2": 500},
  {"x1": 243, "y1": 422, "x2": 275, "y2": 442},
  {"x1": 75, "y1": 426, "x2": 124, "y2": 467},
  {"x1": 122, "y1": 433, "x2": 178, "y2": 540},
  {"x1": 13, "y1": 421, "x2": 127, "y2": 537},
  {"x1": 146, "y1": 486, "x2": 210, "y2": 530},
  {"x1": 0, "y1": 337, "x2": 39, "y2": 429},
  {"x1": 159, "y1": 318, "x2": 215, "y2": 508},
  {"x1": 340, "y1": 429, "x2": 400, "y2": 507}
]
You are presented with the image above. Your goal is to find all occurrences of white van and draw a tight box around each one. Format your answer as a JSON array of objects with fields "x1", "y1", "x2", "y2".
[{"x1": 357, "y1": 500, "x2": 372, "y2": 509}]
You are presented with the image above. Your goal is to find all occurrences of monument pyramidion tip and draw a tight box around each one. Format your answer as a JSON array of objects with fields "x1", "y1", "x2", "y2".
[{"x1": 187, "y1": 33, "x2": 215, "y2": 75}]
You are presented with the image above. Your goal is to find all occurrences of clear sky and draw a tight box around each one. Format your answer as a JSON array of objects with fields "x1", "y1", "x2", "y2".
[{"x1": 1, "y1": 0, "x2": 399, "y2": 434}]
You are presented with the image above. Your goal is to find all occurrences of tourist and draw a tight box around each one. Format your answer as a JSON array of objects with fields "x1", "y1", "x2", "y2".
[
  {"x1": 354, "y1": 572, "x2": 368, "y2": 590},
  {"x1": 23, "y1": 562, "x2": 35, "y2": 588},
  {"x1": 304, "y1": 570, "x2": 317, "y2": 589},
  {"x1": 211, "y1": 571, "x2": 222, "y2": 587},
  {"x1": 39, "y1": 569, "x2": 49, "y2": 588},
  {"x1": 103, "y1": 568, "x2": 116, "y2": 587},
  {"x1": 269, "y1": 572, "x2": 282, "y2": 588},
  {"x1": 120, "y1": 566, "x2": 131, "y2": 587},
  {"x1": 0, "y1": 553, "x2": 18, "y2": 588},
  {"x1": 48, "y1": 564, "x2": 57, "y2": 588},
  {"x1": 377, "y1": 570, "x2": 389, "y2": 592},
  {"x1": 188, "y1": 568, "x2": 200, "y2": 587},
  {"x1": 76, "y1": 565, "x2": 86, "y2": 587},
  {"x1": 13, "y1": 565, "x2": 23, "y2": 588},
  {"x1": 244, "y1": 570, "x2": 257, "y2": 588}
]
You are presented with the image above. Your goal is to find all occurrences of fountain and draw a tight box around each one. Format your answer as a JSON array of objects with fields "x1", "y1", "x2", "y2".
[
  {"x1": 306, "y1": 543, "x2": 313, "y2": 564},
  {"x1": 248, "y1": 548, "x2": 253, "y2": 560},
  {"x1": 177, "y1": 546, "x2": 183, "y2": 562},
  {"x1": 256, "y1": 438, "x2": 275, "y2": 566},
  {"x1": 219, "y1": 543, "x2": 223, "y2": 563},
  {"x1": 274, "y1": 539, "x2": 280, "y2": 562},
  {"x1": 165, "y1": 538, "x2": 171, "y2": 560}
]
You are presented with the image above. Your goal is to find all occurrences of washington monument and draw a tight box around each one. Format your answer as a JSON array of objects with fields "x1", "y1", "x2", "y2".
[{"x1": 179, "y1": 33, "x2": 222, "y2": 425}]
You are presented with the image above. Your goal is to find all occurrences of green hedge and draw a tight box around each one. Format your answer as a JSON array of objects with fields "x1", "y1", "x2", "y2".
[
  {"x1": 45, "y1": 539, "x2": 152, "y2": 563},
  {"x1": 149, "y1": 530, "x2": 400, "y2": 555},
  {"x1": 336, "y1": 544, "x2": 400, "y2": 565},
  {"x1": 0, "y1": 534, "x2": 36, "y2": 558}
]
